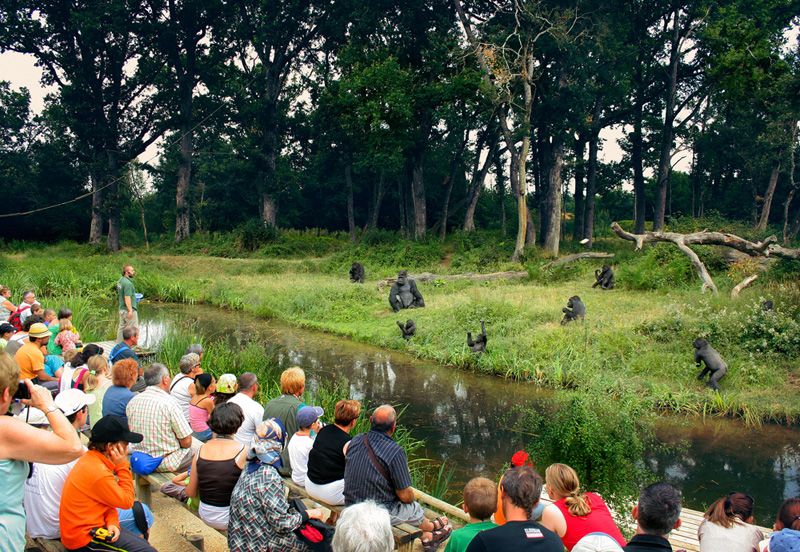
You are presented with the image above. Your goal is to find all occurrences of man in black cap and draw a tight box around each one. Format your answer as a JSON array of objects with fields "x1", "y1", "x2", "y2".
[{"x1": 59, "y1": 416, "x2": 156, "y2": 551}]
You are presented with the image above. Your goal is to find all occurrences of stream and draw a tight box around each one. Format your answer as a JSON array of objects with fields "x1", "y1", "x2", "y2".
[{"x1": 136, "y1": 302, "x2": 800, "y2": 523}]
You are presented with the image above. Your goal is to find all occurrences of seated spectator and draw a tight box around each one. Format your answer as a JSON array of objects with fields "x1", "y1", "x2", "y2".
[
  {"x1": 109, "y1": 326, "x2": 141, "y2": 367},
  {"x1": 287, "y1": 405, "x2": 324, "y2": 487},
  {"x1": 228, "y1": 372, "x2": 264, "y2": 445},
  {"x1": 332, "y1": 500, "x2": 394, "y2": 552},
  {"x1": 15, "y1": 322, "x2": 59, "y2": 391},
  {"x1": 44, "y1": 354, "x2": 65, "y2": 380},
  {"x1": 214, "y1": 373, "x2": 238, "y2": 405},
  {"x1": 444, "y1": 477, "x2": 498, "y2": 552},
  {"x1": 227, "y1": 455, "x2": 325, "y2": 552},
  {"x1": 623, "y1": 482, "x2": 682, "y2": 552},
  {"x1": 59, "y1": 415, "x2": 156, "y2": 552},
  {"x1": 103, "y1": 358, "x2": 140, "y2": 422},
  {"x1": 0, "y1": 352, "x2": 83, "y2": 551},
  {"x1": 344, "y1": 404, "x2": 451, "y2": 550},
  {"x1": 85, "y1": 355, "x2": 112, "y2": 429},
  {"x1": 43, "y1": 308, "x2": 57, "y2": 327},
  {"x1": 763, "y1": 497, "x2": 800, "y2": 552},
  {"x1": 263, "y1": 366, "x2": 306, "y2": 475},
  {"x1": 24, "y1": 389, "x2": 94, "y2": 539},
  {"x1": 127, "y1": 363, "x2": 201, "y2": 472},
  {"x1": 116, "y1": 503, "x2": 155, "y2": 540},
  {"x1": 0, "y1": 322, "x2": 15, "y2": 351},
  {"x1": 186, "y1": 403, "x2": 247, "y2": 531},
  {"x1": 573, "y1": 534, "x2": 624, "y2": 552},
  {"x1": 4, "y1": 314, "x2": 32, "y2": 356},
  {"x1": 307, "y1": 399, "x2": 361, "y2": 506},
  {"x1": 30, "y1": 303, "x2": 44, "y2": 319},
  {"x1": 0, "y1": 285, "x2": 16, "y2": 322},
  {"x1": 47, "y1": 307, "x2": 74, "y2": 355},
  {"x1": 495, "y1": 450, "x2": 545, "y2": 524},
  {"x1": 249, "y1": 418, "x2": 286, "y2": 471},
  {"x1": 55, "y1": 318, "x2": 82, "y2": 354},
  {"x1": 466, "y1": 466, "x2": 562, "y2": 552},
  {"x1": 698, "y1": 492, "x2": 763, "y2": 552},
  {"x1": 189, "y1": 373, "x2": 216, "y2": 442},
  {"x1": 541, "y1": 463, "x2": 626, "y2": 550},
  {"x1": 186, "y1": 343, "x2": 204, "y2": 361},
  {"x1": 60, "y1": 344, "x2": 103, "y2": 394},
  {"x1": 170, "y1": 352, "x2": 202, "y2": 422},
  {"x1": 15, "y1": 290, "x2": 37, "y2": 327}
]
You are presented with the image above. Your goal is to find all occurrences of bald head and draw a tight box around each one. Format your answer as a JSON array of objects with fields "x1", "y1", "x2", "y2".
[{"x1": 370, "y1": 404, "x2": 397, "y2": 434}]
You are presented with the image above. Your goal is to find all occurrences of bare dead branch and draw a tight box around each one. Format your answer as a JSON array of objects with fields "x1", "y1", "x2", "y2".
[{"x1": 731, "y1": 275, "x2": 759, "y2": 298}]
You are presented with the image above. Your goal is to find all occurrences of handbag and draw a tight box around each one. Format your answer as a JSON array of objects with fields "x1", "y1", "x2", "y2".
[{"x1": 289, "y1": 498, "x2": 335, "y2": 552}]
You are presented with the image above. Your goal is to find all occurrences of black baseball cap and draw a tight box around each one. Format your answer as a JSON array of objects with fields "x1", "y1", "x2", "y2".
[
  {"x1": 91, "y1": 415, "x2": 143, "y2": 444},
  {"x1": 0, "y1": 323, "x2": 15, "y2": 334}
]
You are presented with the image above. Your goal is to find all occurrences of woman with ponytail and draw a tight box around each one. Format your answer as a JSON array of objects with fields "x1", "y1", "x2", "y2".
[
  {"x1": 761, "y1": 497, "x2": 800, "y2": 552},
  {"x1": 540, "y1": 463, "x2": 626, "y2": 550},
  {"x1": 698, "y1": 492, "x2": 763, "y2": 551}
]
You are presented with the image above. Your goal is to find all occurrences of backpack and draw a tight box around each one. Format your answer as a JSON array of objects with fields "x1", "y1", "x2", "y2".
[{"x1": 8, "y1": 304, "x2": 31, "y2": 332}]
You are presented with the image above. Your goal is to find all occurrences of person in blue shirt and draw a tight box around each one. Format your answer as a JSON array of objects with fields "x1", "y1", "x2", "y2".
[{"x1": 103, "y1": 359, "x2": 140, "y2": 422}]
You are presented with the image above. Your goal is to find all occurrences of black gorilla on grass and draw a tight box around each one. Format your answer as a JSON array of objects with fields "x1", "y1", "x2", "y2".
[
  {"x1": 693, "y1": 338, "x2": 728, "y2": 391},
  {"x1": 467, "y1": 321, "x2": 487, "y2": 353},
  {"x1": 349, "y1": 262, "x2": 365, "y2": 283},
  {"x1": 560, "y1": 296, "x2": 586, "y2": 325},
  {"x1": 389, "y1": 270, "x2": 425, "y2": 312},
  {"x1": 593, "y1": 265, "x2": 615, "y2": 290},
  {"x1": 397, "y1": 319, "x2": 416, "y2": 340}
]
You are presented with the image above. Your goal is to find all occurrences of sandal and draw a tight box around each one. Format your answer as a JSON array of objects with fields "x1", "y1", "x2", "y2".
[
  {"x1": 431, "y1": 516, "x2": 449, "y2": 532},
  {"x1": 421, "y1": 526, "x2": 452, "y2": 552}
]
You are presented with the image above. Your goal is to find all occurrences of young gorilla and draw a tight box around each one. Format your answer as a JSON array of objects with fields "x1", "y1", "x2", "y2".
[
  {"x1": 349, "y1": 262, "x2": 365, "y2": 284},
  {"x1": 560, "y1": 296, "x2": 586, "y2": 325},
  {"x1": 388, "y1": 270, "x2": 425, "y2": 312},
  {"x1": 592, "y1": 265, "x2": 615, "y2": 290},
  {"x1": 467, "y1": 321, "x2": 487, "y2": 353},
  {"x1": 397, "y1": 319, "x2": 416, "y2": 340},
  {"x1": 761, "y1": 299, "x2": 774, "y2": 312},
  {"x1": 694, "y1": 338, "x2": 728, "y2": 391}
]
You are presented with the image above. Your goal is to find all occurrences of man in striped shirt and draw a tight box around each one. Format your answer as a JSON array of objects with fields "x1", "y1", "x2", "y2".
[{"x1": 344, "y1": 405, "x2": 451, "y2": 546}]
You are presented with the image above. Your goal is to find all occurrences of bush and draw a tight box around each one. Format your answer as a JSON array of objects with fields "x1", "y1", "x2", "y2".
[
  {"x1": 236, "y1": 220, "x2": 278, "y2": 252},
  {"x1": 619, "y1": 244, "x2": 695, "y2": 290}
]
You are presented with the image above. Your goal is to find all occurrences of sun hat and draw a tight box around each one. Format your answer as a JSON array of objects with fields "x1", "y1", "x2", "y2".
[
  {"x1": 296, "y1": 405, "x2": 324, "y2": 428},
  {"x1": 91, "y1": 415, "x2": 143, "y2": 444},
  {"x1": 28, "y1": 323, "x2": 51, "y2": 339},
  {"x1": 54, "y1": 388, "x2": 96, "y2": 416},
  {"x1": 216, "y1": 373, "x2": 238, "y2": 394}
]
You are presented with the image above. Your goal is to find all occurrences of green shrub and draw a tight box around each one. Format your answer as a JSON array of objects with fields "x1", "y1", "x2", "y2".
[
  {"x1": 236, "y1": 220, "x2": 278, "y2": 252},
  {"x1": 620, "y1": 244, "x2": 695, "y2": 290}
]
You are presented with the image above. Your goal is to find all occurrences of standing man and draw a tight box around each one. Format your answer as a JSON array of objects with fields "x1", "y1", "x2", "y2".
[{"x1": 116, "y1": 264, "x2": 138, "y2": 342}]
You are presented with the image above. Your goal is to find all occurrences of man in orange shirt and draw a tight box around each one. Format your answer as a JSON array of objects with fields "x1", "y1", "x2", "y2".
[
  {"x1": 59, "y1": 415, "x2": 155, "y2": 551},
  {"x1": 14, "y1": 322, "x2": 58, "y2": 391}
]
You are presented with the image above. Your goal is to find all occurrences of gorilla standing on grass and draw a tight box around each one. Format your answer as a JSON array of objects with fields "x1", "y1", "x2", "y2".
[
  {"x1": 349, "y1": 262, "x2": 365, "y2": 283},
  {"x1": 593, "y1": 265, "x2": 615, "y2": 290},
  {"x1": 389, "y1": 270, "x2": 425, "y2": 312},
  {"x1": 694, "y1": 338, "x2": 727, "y2": 391},
  {"x1": 467, "y1": 321, "x2": 487, "y2": 353}
]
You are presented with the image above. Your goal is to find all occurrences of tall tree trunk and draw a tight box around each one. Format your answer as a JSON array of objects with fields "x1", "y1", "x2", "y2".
[
  {"x1": 410, "y1": 149, "x2": 427, "y2": 239},
  {"x1": 632, "y1": 91, "x2": 647, "y2": 233},
  {"x1": 783, "y1": 123, "x2": 798, "y2": 244},
  {"x1": 509, "y1": 151, "x2": 526, "y2": 261},
  {"x1": 463, "y1": 133, "x2": 499, "y2": 231},
  {"x1": 573, "y1": 134, "x2": 586, "y2": 241},
  {"x1": 542, "y1": 139, "x2": 564, "y2": 256},
  {"x1": 398, "y1": 176, "x2": 408, "y2": 238},
  {"x1": 345, "y1": 163, "x2": 356, "y2": 242},
  {"x1": 525, "y1": 204, "x2": 536, "y2": 246},
  {"x1": 174, "y1": 125, "x2": 192, "y2": 242},
  {"x1": 366, "y1": 171, "x2": 386, "y2": 231},
  {"x1": 106, "y1": 154, "x2": 121, "y2": 252},
  {"x1": 261, "y1": 192, "x2": 278, "y2": 226},
  {"x1": 583, "y1": 128, "x2": 600, "y2": 246},
  {"x1": 496, "y1": 153, "x2": 507, "y2": 235},
  {"x1": 439, "y1": 174, "x2": 454, "y2": 241},
  {"x1": 653, "y1": 9, "x2": 681, "y2": 231},
  {"x1": 756, "y1": 163, "x2": 781, "y2": 231},
  {"x1": 89, "y1": 171, "x2": 104, "y2": 244}
]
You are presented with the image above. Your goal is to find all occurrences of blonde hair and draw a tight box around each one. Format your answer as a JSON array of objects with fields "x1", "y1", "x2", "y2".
[
  {"x1": 84, "y1": 355, "x2": 110, "y2": 392},
  {"x1": 58, "y1": 318, "x2": 73, "y2": 332},
  {"x1": 0, "y1": 352, "x2": 20, "y2": 398},
  {"x1": 63, "y1": 349, "x2": 81, "y2": 365},
  {"x1": 334, "y1": 399, "x2": 362, "y2": 425},
  {"x1": 545, "y1": 463, "x2": 591, "y2": 516},
  {"x1": 280, "y1": 366, "x2": 306, "y2": 395}
]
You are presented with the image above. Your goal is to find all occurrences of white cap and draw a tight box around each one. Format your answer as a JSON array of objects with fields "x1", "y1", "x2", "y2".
[
  {"x1": 572, "y1": 534, "x2": 624, "y2": 552},
  {"x1": 16, "y1": 407, "x2": 50, "y2": 426},
  {"x1": 54, "y1": 388, "x2": 96, "y2": 416}
]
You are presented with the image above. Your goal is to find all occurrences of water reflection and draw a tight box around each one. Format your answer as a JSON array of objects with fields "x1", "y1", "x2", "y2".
[{"x1": 138, "y1": 302, "x2": 800, "y2": 519}]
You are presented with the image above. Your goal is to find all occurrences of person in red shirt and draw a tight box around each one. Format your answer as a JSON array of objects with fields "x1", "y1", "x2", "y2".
[
  {"x1": 540, "y1": 463, "x2": 626, "y2": 550},
  {"x1": 59, "y1": 415, "x2": 155, "y2": 552}
]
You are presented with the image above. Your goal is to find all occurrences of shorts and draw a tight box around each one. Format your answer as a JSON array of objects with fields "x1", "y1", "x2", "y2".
[{"x1": 386, "y1": 500, "x2": 425, "y2": 526}]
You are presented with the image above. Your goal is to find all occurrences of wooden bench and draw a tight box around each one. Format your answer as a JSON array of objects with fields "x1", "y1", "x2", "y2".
[{"x1": 25, "y1": 536, "x2": 66, "y2": 552}]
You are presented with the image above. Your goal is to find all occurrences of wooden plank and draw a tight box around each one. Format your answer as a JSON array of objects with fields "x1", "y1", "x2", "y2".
[{"x1": 26, "y1": 537, "x2": 66, "y2": 552}]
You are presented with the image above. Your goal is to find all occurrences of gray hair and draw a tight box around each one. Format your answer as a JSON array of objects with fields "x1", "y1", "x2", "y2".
[
  {"x1": 122, "y1": 325, "x2": 139, "y2": 340},
  {"x1": 22, "y1": 290, "x2": 34, "y2": 301},
  {"x1": 238, "y1": 372, "x2": 258, "y2": 392},
  {"x1": 144, "y1": 363, "x2": 170, "y2": 387},
  {"x1": 178, "y1": 353, "x2": 200, "y2": 375},
  {"x1": 185, "y1": 343, "x2": 204, "y2": 356},
  {"x1": 332, "y1": 501, "x2": 394, "y2": 552}
]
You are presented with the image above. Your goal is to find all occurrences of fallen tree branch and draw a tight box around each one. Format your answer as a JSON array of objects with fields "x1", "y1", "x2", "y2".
[
  {"x1": 376, "y1": 270, "x2": 528, "y2": 290},
  {"x1": 610, "y1": 222, "x2": 777, "y2": 256},
  {"x1": 731, "y1": 274, "x2": 759, "y2": 298},
  {"x1": 768, "y1": 244, "x2": 800, "y2": 260},
  {"x1": 543, "y1": 252, "x2": 614, "y2": 268}
]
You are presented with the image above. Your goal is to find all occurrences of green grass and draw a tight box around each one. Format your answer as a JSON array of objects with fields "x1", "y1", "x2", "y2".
[{"x1": 1, "y1": 226, "x2": 799, "y2": 424}]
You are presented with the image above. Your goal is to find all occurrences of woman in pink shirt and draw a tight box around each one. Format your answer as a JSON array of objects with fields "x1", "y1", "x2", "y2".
[
  {"x1": 540, "y1": 463, "x2": 626, "y2": 550},
  {"x1": 189, "y1": 373, "x2": 216, "y2": 442}
]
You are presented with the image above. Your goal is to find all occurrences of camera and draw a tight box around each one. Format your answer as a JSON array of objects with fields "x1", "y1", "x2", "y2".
[{"x1": 13, "y1": 382, "x2": 30, "y2": 401}]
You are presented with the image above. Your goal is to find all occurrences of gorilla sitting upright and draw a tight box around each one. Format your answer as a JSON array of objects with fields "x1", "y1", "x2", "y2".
[{"x1": 389, "y1": 270, "x2": 425, "y2": 312}]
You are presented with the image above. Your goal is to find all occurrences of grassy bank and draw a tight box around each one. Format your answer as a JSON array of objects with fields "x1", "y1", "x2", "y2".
[{"x1": 1, "y1": 227, "x2": 799, "y2": 424}]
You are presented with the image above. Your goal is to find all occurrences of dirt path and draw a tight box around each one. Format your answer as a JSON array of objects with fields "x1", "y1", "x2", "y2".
[{"x1": 148, "y1": 493, "x2": 228, "y2": 552}]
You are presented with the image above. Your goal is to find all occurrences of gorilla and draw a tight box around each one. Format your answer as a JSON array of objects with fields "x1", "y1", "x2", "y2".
[
  {"x1": 593, "y1": 265, "x2": 615, "y2": 290},
  {"x1": 397, "y1": 319, "x2": 416, "y2": 340},
  {"x1": 761, "y1": 299, "x2": 774, "y2": 312},
  {"x1": 467, "y1": 320, "x2": 487, "y2": 353},
  {"x1": 389, "y1": 270, "x2": 425, "y2": 312},
  {"x1": 561, "y1": 296, "x2": 586, "y2": 325},
  {"x1": 694, "y1": 338, "x2": 728, "y2": 391},
  {"x1": 349, "y1": 262, "x2": 365, "y2": 283}
]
